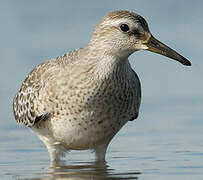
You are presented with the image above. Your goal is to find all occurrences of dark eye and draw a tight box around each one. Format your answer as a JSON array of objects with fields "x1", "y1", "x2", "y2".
[{"x1": 120, "y1": 24, "x2": 129, "y2": 32}]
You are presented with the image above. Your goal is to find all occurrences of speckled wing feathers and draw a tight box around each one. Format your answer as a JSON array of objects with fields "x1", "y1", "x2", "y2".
[
  {"x1": 13, "y1": 76, "x2": 41, "y2": 126},
  {"x1": 13, "y1": 59, "x2": 59, "y2": 127},
  {"x1": 13, "y1": 49, "x2": 85, "y2": 127}
]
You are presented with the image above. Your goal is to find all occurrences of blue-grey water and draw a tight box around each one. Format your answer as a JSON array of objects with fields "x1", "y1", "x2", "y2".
[
  {"x1": 1, "y1": 97, "x2": 203, "y2": 180},
  {"x1": 1, "y1": 1, "x2": 203, "y2": 179}
]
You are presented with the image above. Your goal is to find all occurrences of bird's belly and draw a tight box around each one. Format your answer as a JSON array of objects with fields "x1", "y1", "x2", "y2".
[{"x1": 50, "y1": 111, "x2": 128, "y2": 150}]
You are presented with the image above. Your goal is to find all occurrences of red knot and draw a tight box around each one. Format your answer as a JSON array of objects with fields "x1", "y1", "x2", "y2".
[{"x1": 13, "y1": 10, "x2": 191, "y2": 166}]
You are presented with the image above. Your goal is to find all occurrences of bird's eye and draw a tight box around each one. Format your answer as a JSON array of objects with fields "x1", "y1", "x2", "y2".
[{"x1": 120, "y1": 24, "x2": 130, "y2": 32}]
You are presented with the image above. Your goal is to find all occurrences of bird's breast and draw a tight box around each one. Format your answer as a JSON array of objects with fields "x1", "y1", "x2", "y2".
[{"x1": 42, "y1": 75, "x2": 140, "y2": 149}]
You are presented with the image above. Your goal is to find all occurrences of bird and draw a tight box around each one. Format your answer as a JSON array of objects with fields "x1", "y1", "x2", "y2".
[{"x1": 13, "y1": 10, "x2": 191, "y2": 166}]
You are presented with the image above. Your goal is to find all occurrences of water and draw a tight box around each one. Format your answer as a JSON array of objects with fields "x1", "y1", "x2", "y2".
[{"x1": 1, "y1": 97, "x2": 203, "y2": 180}]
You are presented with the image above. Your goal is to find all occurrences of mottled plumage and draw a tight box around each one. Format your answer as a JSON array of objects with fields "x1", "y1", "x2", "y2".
[{"x1": 13, "y1": 10, "x2": 191, "y2": 166}]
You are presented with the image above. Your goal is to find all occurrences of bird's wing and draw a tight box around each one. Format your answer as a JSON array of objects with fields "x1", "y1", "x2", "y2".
[
  {"x1": 13, "y1": 60, "x2": 58, "y2": 127},
  {"x1": 128, "y1": 69, "x2": 141, "y2": 121},
  {"x1": 13, "y1": 49, "x2": 84, "y2": 127}
]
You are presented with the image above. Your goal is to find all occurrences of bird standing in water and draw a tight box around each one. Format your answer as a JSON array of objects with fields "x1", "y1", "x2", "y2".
[{"x1": 13, "y1": 10, "x2": 191, "y2": 166}]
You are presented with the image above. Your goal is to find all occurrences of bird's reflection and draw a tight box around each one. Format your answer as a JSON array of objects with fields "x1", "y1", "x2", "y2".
[{"x1": 18, "y1": 161, "x2": 140, "y2": 180}]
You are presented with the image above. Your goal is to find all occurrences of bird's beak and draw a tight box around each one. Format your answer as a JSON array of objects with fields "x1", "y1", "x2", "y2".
[{"x1": 145, "y1": 35, "x2": 191, "y2": 66}]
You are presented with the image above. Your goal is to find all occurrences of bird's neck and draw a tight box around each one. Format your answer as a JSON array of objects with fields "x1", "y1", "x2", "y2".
[
  {"x1": 86, "y1": 48, "x2": 132, "y2": 81},
  {"x1": 88, "y1": 38, "x2": 135, "y2": 60}
]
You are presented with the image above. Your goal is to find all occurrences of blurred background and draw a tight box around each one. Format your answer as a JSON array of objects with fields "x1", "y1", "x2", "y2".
[{"x1": 0, "y1": 0, "x2": 202, "y2": 179}]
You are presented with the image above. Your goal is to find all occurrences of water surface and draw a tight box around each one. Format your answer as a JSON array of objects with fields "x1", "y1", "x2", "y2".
[{"x1": 1, "y1": 98, "x2": 203, "y2": 180}]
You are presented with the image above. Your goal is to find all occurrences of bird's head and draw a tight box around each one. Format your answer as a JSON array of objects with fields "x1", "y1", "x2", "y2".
[{"x1": 89, "y1": 10, "x2": 191, "y2": 66}]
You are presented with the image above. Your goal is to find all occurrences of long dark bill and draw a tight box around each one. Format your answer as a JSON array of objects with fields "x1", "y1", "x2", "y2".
[{"x1": 145, "y1": 35, "x2": 191, "y2": 66}]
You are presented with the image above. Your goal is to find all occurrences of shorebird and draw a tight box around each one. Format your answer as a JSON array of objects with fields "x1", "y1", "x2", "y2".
[{"x1": 13, "y1": 10, "x2": 191, "y2": 165}]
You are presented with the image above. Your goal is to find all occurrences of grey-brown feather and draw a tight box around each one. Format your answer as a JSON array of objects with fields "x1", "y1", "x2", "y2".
[
  {"x1": 13, "y1": 58, "x2": 59, "y2": 127},
  {"x1": 13, "y1": 78, "x2": 42, "y2": 127},
  {"x1": 13, "y1": 49, "x2": 84, "y2": 127}
]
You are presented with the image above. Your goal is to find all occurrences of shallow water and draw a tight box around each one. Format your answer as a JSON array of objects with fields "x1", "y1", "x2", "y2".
[{"x1": 1, "y1": 98, "x2": 203, "y2": 180}]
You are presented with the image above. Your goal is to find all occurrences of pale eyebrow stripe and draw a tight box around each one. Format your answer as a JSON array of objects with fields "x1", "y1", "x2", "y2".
[{"x1": 100, "y1": 18, "x2": 132, "y2": 27}]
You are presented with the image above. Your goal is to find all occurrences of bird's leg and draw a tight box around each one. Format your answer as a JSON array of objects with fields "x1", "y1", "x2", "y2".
[
  {"x1": 33, "y1": 130, "x2": 67, "y2": 167},
  {"x1": 47, "y1": 143, "x2": 67, "y2": 167},
  {"x1": 94, "y1": 143, "x2": 109, "y2": 162},
  {"x1": 40, "y1": 139, "x2": 66, "y2": 167}
]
